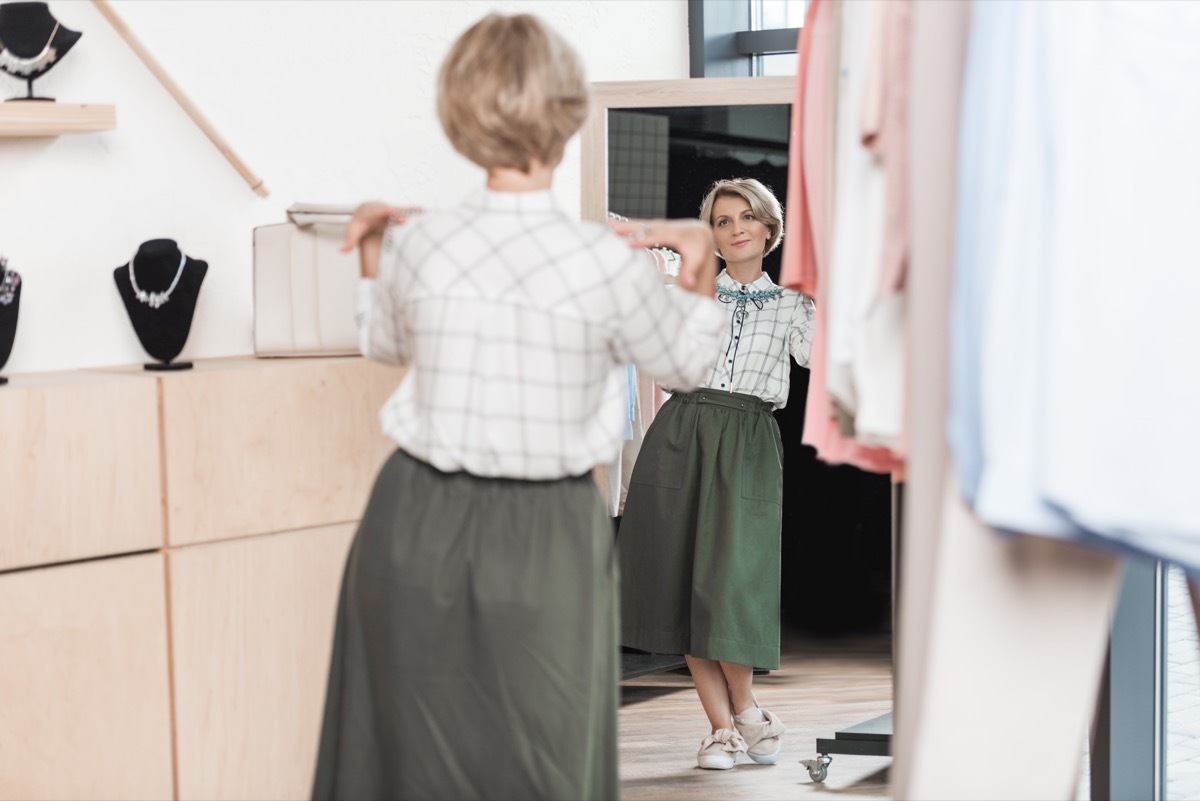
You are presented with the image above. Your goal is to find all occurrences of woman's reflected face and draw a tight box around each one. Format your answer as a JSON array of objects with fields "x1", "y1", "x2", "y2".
[{"x1": 711, "y1": 194, "x2": 770, "y2": 267}]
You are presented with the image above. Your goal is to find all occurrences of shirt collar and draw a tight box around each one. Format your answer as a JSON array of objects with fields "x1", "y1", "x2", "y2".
[
  {"x1": 463, "y1": 187, "x2": 562, "y2": 214},
  {"x1": 717, "y1": 270, "x2": 777, "y2": 293}
]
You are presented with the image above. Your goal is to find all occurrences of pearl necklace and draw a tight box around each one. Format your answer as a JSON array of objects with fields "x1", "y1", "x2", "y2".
[
  {"x1": 0, "y1": 257, "x2": 19, "y2": 306},
  {"x1": 128, "y1": 249, "x2": 186, "y2": 310},
  {"x1": 0, "y1": 21, "x2": 60, "y2": 77}
]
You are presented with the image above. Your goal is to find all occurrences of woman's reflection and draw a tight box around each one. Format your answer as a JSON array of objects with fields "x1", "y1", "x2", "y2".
[{"x1": 618, "y1": 177, "x2": 816, "y2": 771}]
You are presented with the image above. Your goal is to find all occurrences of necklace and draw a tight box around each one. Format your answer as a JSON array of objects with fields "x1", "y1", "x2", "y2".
[
  {"x1": 717, "y1": 282, "x2": 782, "y2": 330},
  {"x1": 128, "y1": 249, "x2": 186, "y2": 309},
  {"x1": 716, "y1": 285, "x2": 783, "y2": 303},
  {"x1": 0, "y1": 21, "x2": 61, "y2": 77},
  {"x1": 0, "y1": 257, "x2": 19, "y2": 306}
]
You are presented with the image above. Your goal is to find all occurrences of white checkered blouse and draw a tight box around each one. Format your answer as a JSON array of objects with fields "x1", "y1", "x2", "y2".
[
  {"x1": 356, "y1": 188, "x2": 726, "y2": 480},
  {"x1": 699, "y1": 271, "x2": 816, "y2": 409}
]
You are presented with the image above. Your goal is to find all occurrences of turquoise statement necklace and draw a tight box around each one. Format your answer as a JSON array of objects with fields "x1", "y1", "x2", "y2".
[{"x1": 716, "y1": 285, "x2": 783, "y2": 303}]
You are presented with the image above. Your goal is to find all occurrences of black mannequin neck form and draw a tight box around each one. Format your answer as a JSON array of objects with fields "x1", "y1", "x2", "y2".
[
  {"x1": 0, "y1": 2, "x2": 82, "y2": 101},
  {"x1": 114, "y1": 239, "x2": 207, "y2": 371},
  {"x1": 0, "y1": 272, "x2": 19, "y2": 386}
]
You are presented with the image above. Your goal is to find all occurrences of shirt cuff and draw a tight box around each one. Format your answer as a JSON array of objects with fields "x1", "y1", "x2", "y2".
[{"x1": 356, "y1": 278, "x2": 377, "y2": 318}]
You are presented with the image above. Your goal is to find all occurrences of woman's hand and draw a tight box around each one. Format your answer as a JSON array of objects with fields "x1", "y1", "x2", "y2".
[
  {"x1": 609, "y1": 218, "x2": 717, "y2": 298},
  {"x1": 341, "y1": 202, "x2": 415, "y2": 279}
]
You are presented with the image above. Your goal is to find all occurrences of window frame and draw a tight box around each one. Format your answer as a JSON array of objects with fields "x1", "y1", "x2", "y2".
[{"x1": 688, "y1": 0, "x2": 801, "y2": 77}]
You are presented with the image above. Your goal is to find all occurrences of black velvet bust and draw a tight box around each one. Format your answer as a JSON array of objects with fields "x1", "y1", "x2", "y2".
[
  {"x1": 114, "y1": 239, "x2": 207, "y2": 371},
  {"x1": 0, "y1": 266, "x2": 19, "y2": 386},
  {"x1": 0, "y1": 2, "x2": 82, "y2": 101}
]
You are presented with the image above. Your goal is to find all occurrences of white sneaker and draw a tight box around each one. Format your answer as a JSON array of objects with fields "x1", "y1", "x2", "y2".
[
  {"x1": 733, "y1": 707, "x2": 786, "y2": 765},
  {"x1": 696, "y1": 728, "x2": 748, "y2": 770}
]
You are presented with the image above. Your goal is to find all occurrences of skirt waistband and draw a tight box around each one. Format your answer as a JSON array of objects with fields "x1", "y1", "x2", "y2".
[{"x1": 670, "y1": 389, "x2": 774, "y2": 413}]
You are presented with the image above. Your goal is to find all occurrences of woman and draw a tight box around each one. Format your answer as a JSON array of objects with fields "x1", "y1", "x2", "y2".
[
  {"x1": 618, "y1": 178, "x2": 816, "y2": 770},
  {"x1": 311, "y1": 14, "x2": 726, "y2": 801}
]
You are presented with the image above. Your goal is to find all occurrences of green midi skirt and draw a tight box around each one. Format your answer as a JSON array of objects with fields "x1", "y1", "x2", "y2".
[
  {"x1": 619, "y1": 390, "x2": 784, "y2": 669},
  {"x1": 312, "y1": 449, "x2": 619, "y2": 801}
]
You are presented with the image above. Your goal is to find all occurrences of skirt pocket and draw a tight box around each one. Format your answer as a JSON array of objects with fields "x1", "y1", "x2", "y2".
[{"x1": 739, "y1": 415, "x2": 783, "y2": 504}]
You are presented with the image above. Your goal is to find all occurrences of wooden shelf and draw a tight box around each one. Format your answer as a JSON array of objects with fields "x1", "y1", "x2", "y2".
[{"x1": 0, "y1": 101, "x2": 115, "y2": 137}]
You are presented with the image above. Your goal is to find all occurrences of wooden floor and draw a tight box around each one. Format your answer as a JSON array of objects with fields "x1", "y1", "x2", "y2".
[{"x1": 618, "y1": 633, "x2": 894, "y2": 800}]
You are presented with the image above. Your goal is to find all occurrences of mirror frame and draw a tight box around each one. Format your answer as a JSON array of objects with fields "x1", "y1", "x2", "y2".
[{"x1": 580, "y1": 77, "x2": 796, "y2": 223}]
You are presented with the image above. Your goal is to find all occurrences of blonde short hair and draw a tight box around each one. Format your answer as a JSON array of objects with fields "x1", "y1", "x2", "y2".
[
  {"x1": 437, "y1": 14, "x2": 588, "y2": 172},
  {"x1": 699, "y1": 178, "x2": 785, "y2": 256}
]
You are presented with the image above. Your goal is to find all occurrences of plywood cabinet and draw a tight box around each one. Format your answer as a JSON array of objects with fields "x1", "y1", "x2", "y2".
[
  {"x1": 0, "y1": 356, "x2": 402, "y2": 800},
  {"x1": 0, "y1": 553, "x2": 174, "y2": 801},
  {"x1": 169, "y1": 524, "x2": 355, "y2": 801},
  {"x1": 155, "y1": 357, "x2": 399, "y2": 546},
  {"x1": 0, "y1": 370, "x2": 162, "y2": 571}
]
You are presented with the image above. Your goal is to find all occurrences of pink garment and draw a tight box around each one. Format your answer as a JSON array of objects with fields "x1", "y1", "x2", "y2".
[
  {"x1": 779, "y1": 0, "x2": 819, "y2": 295},
  {"x1": 804, "y1": 0, "x2": 837, "y2": 289},
  {"x1": 860, "y1": 3, "x2": 887, "y2": 153},
  {"x1": 782, "y1": 0, "x2": 903, "y2": 476}
]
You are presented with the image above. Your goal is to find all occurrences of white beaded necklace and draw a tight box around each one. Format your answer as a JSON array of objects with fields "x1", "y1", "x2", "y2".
[
  {"x1": 128, "y1": 249, "x2": 186, "y2": 310},
  {"x1": 0, "y1": 256, "x2": 19, "y2": 306},
  {"x1": 0, "y1": 21, "x2": 60, "y2": 77}
]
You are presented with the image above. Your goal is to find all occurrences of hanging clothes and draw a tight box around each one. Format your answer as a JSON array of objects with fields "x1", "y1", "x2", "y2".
[
  {"x1": 825, "y1": 0, "x2": 877, "y2": 434},
  {"x1": 877, "y1": 0, "x2": 913, "y2": 296},
  {"x1": 848, "y1": 0, "x2": 909, "y2": 453},
  {"x1": 945, "y1": 0, "x2": 1019, "y2": 508},
  {"x1": 780, "y1": 0, "x2": 819, "y2": 296},
  {"x1": 1037, "y1": 1, "x2": 1200, "y2": 563},
  {"x1": 781, "y1": 0, "x2": 903, "y2": 475},
  {"x1": 947, "y1": 0, "x2": 1200, "y2": 569}
]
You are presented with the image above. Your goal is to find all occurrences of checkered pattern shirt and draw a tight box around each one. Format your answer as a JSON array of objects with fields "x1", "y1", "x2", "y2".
[
  {"x1": 701, "y1": 271, "x2": 816, "y2": 409},
  {"x1": 356, "y1": 188, "x2": 726, "y2": 480}
]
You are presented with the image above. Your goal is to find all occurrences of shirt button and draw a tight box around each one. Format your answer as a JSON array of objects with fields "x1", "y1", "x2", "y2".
[{"x1": 721, "y1": 383, "x2": 726, "y2": 388}]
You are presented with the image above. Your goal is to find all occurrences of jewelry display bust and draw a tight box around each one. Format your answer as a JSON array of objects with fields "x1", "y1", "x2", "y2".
[
  {"x1": 113, "y1": 239, "x2": 207, "y2": 371},
  {"x1": 0, "y1": 255, "x2": 19, "y2": 383},
  {"x1": 0, "y1": 256, "x2": 21, "y2": 386},
  {"x1": 0, "y1": 2, "x2": 82, "y2": 101}
]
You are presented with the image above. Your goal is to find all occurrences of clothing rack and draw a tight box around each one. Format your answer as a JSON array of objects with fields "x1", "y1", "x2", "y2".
[{"x1": 802, "y1": 482, "x2": 901, "y2": 783}]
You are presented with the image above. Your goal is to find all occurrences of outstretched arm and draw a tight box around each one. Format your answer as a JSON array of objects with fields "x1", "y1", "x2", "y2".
[
  {"x1": 341, "y1": 202, "x2": 415, "y2": 278},
  {"x1": 608, "y1": 217, "x2": 718, "y2": 298},
  {"x1": 605, "y1": 218, "x2": 725, "y2": 390},
  {"x1": 345, "y1": 202, "x2": 418, "y2": 365}
]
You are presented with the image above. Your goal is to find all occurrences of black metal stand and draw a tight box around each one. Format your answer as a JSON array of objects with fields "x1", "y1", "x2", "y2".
[
  {"x1": 817, "y1": 711, "x2": 893, "y2": 756},
  {"x1": 804, "y1": 482, "x2": 901, "y2": 783}
]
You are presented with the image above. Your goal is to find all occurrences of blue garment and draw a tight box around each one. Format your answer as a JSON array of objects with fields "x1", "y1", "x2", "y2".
[
  {"x1": 949, "y1": 1, "x2": 1200, "y2": 572},
  {"x1": 946, "y1": 0, "x2": 1018, "y2": 507},
  {"x1": 623, "y1": 363, "x2": 636, "y2": 441}
]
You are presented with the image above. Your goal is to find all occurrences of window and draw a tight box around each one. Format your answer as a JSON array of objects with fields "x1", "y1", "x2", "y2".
[
  {"x1": 689, "y1": 0, "x2": 803, "y2": 78},
  {"x1": 755, "y1": 0, "x2": 807, "y2": 31}
]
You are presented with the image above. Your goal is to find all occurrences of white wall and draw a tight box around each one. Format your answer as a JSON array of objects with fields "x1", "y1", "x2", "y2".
[{"x1": 0, "y1": 0, "x2": 689, "y2": 374}]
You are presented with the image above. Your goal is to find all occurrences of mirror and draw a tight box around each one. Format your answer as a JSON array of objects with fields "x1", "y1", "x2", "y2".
[
  {"x1": 582, "y1": 77, "x2": 794, "y2": 283},
  {"x1": 582, "y1": 78, "x2": 893, "y2": 649},
  {"x1": 582, "y1": 77, "x2": 794, "y2": 221}
]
